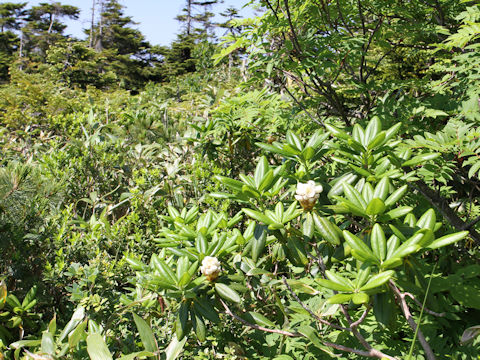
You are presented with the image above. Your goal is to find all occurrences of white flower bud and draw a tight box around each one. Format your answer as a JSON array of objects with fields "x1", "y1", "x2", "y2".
[
  {"x1": 200, "y1": 256, "x2": 221, "y2": 281},
  {"x1": 295, "y1": 180, "x2": 323, "y2": 211}
]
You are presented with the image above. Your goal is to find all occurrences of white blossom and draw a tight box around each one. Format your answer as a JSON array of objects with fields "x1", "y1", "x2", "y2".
[
  {"x1": 295, "y1": 180, "x2": 323, "y2": 210},
  {"x1": 200, "y1": 256, "x2": 221, "y2": 281}
]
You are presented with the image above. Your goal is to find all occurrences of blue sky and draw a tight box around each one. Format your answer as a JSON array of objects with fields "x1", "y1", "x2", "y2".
[{"x1": 8, "y1": 0, "x2": 257, "y2": 45}]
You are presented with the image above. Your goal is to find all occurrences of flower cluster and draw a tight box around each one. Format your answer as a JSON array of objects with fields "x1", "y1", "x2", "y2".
[
  {"x1": 295, "y1": 180, "x2": 323, "y2": 211},
  {"x1": 200, "y1": 256, "x2": 221, "y2": 281}
]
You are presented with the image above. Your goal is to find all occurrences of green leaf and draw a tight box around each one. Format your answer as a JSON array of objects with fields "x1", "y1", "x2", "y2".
[
  {"x1": 352, "y1": 292, "x2": 370, "y2": 304},
  {"x1": 251, "y1": 224, "x2": 267, "y2": 262},
  {"x1": 41, "y1": 331, "x2": 55, "y2": 355},
  {"x1": 215, "y1": 283, "x2": 241, "y2": 303},
  {"x1": 176, "y1": 302, "x2": 189, "y2": 340},
  {"x1": 193, "y1": 299, "x2": 220, "y2": 323},
  {"x1": 86, "y1": 333, "x2": 113, "y2": 360},
  {"x1": 362, "y1": 183, "x2": 374, "y2": 203},
  {"x1": 343, "y1": 231, "x2": 376, "y2": 261},
  {"x1": 286, "y1": 279, "x2": 319, "y2": 295},
  {"x1": 68, "y1": 319, "x2": 87, "y2": 348},
  {"x1": 366, "y1": 198, "x2": 386, "y2": 215},
  {"x1": 373, "y1": 292, "x2": 396, "y2": 326},
  {"x1": 327, "y1": 293, "x2": 353, "y2": 304},
  {"x1": 360, "y1": 271, "x2": 395, "y2": 291},
  {"x1": 302, "y1": 212, "x2": 314, "y2": 238},
  {"x1": 365, "y1": 116, "x2": 382, "y2": 144},
  {"x1": 301, "y1": 330, "x2": 338, "y2": 356},
  {"x1": 151, "y1": 255, "x2": 177, "y2": 285},
  {"x1": 242, "y1": 184, "x2": 261, "y2": 199},
  {"x1": 242, "y1": 208, "x2": 272, "y2": 224},
  {"x1": 328, "y1": 172, "x2": 357, "y2": 198},
  {"x1": 196, "y1": 233, "x2": 208, "y2": 254},
  {"x1": 313, "y1": 214, "x2": 341, "y2": 245},
  {"x1": 59, "y1": 306, "x2": 85, "y2": 342},
  {"x1": 133, "y1": 314, "x2": 157, "y2": 353},
  {"x1": 373, "y1": 177, "x2": 390, "y2": 201},
  {"x1": 192, "y1": 313, "x2": 206, "y2": 342},
  {"x1": 416, "y1": 209, "x2": 436, "y2": 231},
  {"x1": 21, "y1": 286, "x2": 37, "y2": 309},
  {"x1": 402, "y1": 153, "x2": 440, "y2": 167},
  {"x1": 243, "y1": 311, "x2": 275, "y2": 327},
  {"x1": 125, "y1": 256, "x2": 145, "y2": 271},
  {"x1": 371, "y1": 224, "x2": 386, "y2": 261},
  {"x1": 254, "y1": 156, "x2": 269, "y2": 188},
  {"x1": 348, "y1": 164, "x2": 373, "y2": 178},
  {"x1": 368, "y1": 131, "x2": 386, "y2": 150},
  {"x1": 468, "y1": 161, "x2": 480, "y2": 179},
  {"x1": 384, "y1": 185, "x2": 408, "y2": 207},
  {"x1": 343, "y1": 183, "x2": 367, "y2": 209},
  {"x1": 258, "y1": 169, "x2": 274, "y2": 192},
  {"x1": 286, "y1": 131, "x2": 303, "y2": 150},
  {"x1": 325, "y1": 123, "x2": 351, "y2": 141},
  {"x1": 428, "y1": 231, "x2": 469, "y2": 250},
  {"x1": 165, "y1": 334, "x2": 187, "y2": 360},
  {"x1": 325, "y1": 270, "x2": 354, "y2": 290},
  {"x1": 384, "y1": 123, "x2": 401, "y2": 142},
  {"x1": 301, "y1": 146, "x2": 315, "y2": 161},
  {"x1": 380, "y1": 206, "x2": 413, "y2": 221},
  {"x1": 316, "y1": 279, "x2": 353, "y2": 292},
  {"x1": 386, "y1": 235, "x2": 401, "y2": 259},
  {"x1": 353, "y1": 124, "x2": 366, "y2": 146},
  {"x1": 118, "y1": 351, "x2": 155, "y2": 360}
]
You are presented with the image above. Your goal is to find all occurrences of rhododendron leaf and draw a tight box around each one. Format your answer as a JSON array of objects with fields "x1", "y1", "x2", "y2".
[
  {"x1": 313, "y1": 214, "x2": 340, "y2": 245},
  {"x1": 360, "y1": 271, "x2": 395, "y2": 291},
  {"x1": 428, "y1": 231, "x2": 468, "y2": 250},
  {"x1": 352, "y1": 292, "x2": 370, "y2": 304},
  {"x1": 327, "y1": 294, "x2": 353, "y2": 304},
  {"x1": 373, "y1": 177, "x2": 390, "y2": 201},
  {"x1": 242, "y1": 208, "x2": 272, "y2": 224},
  {"x1": 215, "y1": 283, "x2": 241, "y2": 303},
  {"x1": 366, "y1": 198, "x2": 386, "y2": 215}
]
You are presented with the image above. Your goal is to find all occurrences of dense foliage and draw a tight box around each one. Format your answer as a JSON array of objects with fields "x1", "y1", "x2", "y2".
[{"x1": 1, "y1": 0, "x2": 480, "y2": 359}]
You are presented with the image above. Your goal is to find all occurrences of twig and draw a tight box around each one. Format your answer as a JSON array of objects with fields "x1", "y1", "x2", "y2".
[
  {"x1": 281, "y1": 276, "x2": 348, "y2": 331},
  {"x1": 282, "y1": 85, "x2": 324, "y2": 126},
  {"x1": 404, "y1": 293, "x2": 445, "y2": 317},
  {"x1": 463, "y1": 215, "x2": 480, "y2": 231},
  {"x1": 389, "y1": 281, "x2": 436, "y2": 360},
  {"x1": 351, "y1": 305, "x2": 372, "y2": 328},
  {"x1": 218, "y1": 298, "x2": 301, "y2": 337},
  {"x1": 219, "y1": 298, "x2": 396, "y2": 359},
  {"x1": 411, "y1": 180, "x2": 480, "y2": 244}
]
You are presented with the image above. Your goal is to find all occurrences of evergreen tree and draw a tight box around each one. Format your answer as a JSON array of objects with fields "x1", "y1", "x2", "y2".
[
  {"x1": 167, "y1": 0, "x2": 222, "y2": 77},
  {"x1": 0, "y1": 2, "x2": 26, "y2": 33},
  {"x1": 23, "y1": 2, "x2": 79, "y2": 59},
  {"x1": 88, "y1": 0, "x2": 165, "y2": 90},
  {"x1": 0, "y1": 3, "x2": 27, "y2": 81}
]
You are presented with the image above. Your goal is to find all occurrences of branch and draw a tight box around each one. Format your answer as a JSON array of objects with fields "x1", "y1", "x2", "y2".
[
  {"x1": 463, "y1": 215, "x2": 480, "y2": 231},
  {"x1": 412, "y1": 180, "x2": 480, "y2": 244},
  {"x1": 404, "y1": 292, "x2": 445, "y2": 317},
  {"x1": 389, "y1": 281, "x2": 436, "y2": 360},
  {"x1": 281, "y1": 84, "x2": 324, "y2": 127},
  {"x1": 219, "y1": 298, "x2": 301, "y2": 337},
  {"x1": 351, "y1": 305, "x2": 372, "y2": 328},
  {"x1": 219, "y1": 298, "x2": 396, "y2": 359},
  {"x1": 281, "y1": 276, "x2": 348, "y2": 331}
]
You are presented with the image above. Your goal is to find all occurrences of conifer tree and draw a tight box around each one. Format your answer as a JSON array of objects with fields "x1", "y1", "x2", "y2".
[
  {"x1": 23, "y1": 2, "x2": 79, "y2": 59},
  {"x1": 0, "y1": 3, "x2": 27, "y2": 80}
]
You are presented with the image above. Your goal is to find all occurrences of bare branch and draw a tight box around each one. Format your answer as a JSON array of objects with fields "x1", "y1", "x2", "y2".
[
  {"x1": 389, "y1": 281, "x2": 436, "y2": 360},
  {"x1": 281, "y1": 276, "x2": 348, "y2": 331},
  {"x1": 404, "y1": 292, "x2": 445, "y2": 317},
  {"x1": 219, "y1": 298, "x2": 301, "y2": 337}
]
